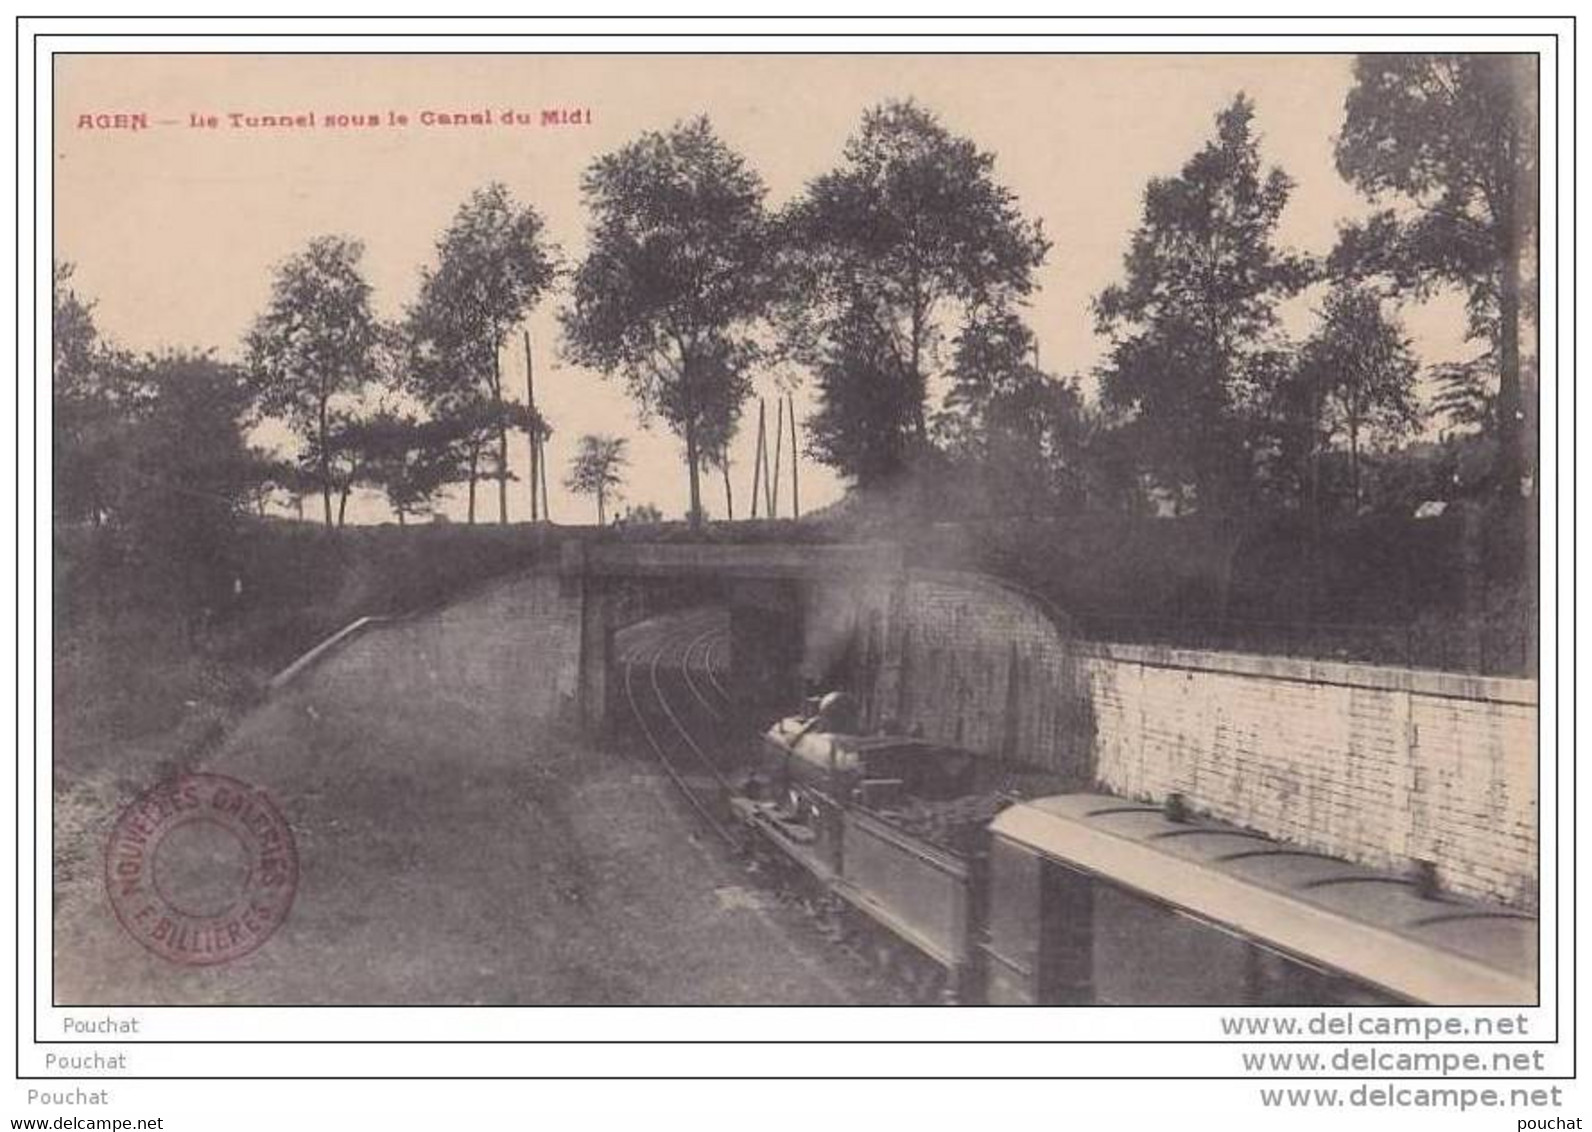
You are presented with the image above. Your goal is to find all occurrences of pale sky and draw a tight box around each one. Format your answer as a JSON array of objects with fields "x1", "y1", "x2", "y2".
[{"x1": 53, "y1": 53, "x2": 1474, "y2": 524}]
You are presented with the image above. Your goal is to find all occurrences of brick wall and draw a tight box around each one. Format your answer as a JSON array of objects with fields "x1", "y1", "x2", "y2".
[
  {"x1": 808, "y1": 569, "x2": 1538, "y2": 908},
  {"x1": 1079, "y1": 644, "x2": 1537, "y2": 908},
  {"x1": 306, "y1": 570, "x2": 584, "y2": 730}
]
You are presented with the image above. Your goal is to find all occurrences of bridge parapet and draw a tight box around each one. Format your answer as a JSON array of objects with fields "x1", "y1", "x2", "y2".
[{"x1": 564, "y1": 540, "x2": 904, "y2": 581}]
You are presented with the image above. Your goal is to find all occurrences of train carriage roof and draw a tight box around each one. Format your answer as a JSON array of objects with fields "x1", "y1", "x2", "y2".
[{"x1": 991, "y1": 793, "x2": 1537, "y2": 1006}]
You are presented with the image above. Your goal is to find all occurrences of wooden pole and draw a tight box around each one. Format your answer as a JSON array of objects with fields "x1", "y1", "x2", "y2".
[
  {"x1": 750, "y1": 399, "x2": 766, "y2": 518},
  {"x1": 539, "y1": 431, "x2": 551, "y2": 521},
  {"x1": 771, "y1": 395, "x2": 784, "y2": 517},
  {"x1": 788, "y1": 392, "x2": 800, "y2": 519},
  {"x1": 524, "y1": 330, "x2": 539, "y2": 522}
]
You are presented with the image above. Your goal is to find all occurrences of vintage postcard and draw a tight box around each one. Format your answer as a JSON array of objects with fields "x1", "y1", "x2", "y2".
[{"x1": 28, "y1": 24, "x2": 1569, "y2": 1122}]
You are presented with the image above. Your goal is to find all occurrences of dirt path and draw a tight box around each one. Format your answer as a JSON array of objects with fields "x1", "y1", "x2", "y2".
[{"x1": 53, "y1": 624, "x2": 893, "y2": 1005}]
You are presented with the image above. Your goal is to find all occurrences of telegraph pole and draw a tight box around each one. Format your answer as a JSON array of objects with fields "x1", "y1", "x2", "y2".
[
  {"x1": 539, "y1": 435, "x2": 551, "y2": 522},
  {"x1": 788, "y1": 392, "x2": 800, "y2": 519},
  {"x1": 750, "y1": 399, "x2": 767, "y2": 518},
  {"x1": 770, "y1": 396, "x2": 784, "y2": 517},
  {"x1": 524, "y1": 330, "x2": 540, "y2": 523}
]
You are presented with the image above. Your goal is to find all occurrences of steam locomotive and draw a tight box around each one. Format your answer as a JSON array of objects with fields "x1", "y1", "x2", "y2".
[{"x1": 731, "y1": 693, "x2": 1537, "y2": 1007}]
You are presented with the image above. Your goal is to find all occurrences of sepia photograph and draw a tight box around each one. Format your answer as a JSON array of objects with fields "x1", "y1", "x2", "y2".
[{"x1": 51, "y1": 50, "x2": 1540, "y2": 1011}]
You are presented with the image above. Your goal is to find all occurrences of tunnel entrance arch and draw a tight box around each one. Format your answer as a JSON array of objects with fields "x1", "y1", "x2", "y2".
[
  {"x1": 560, "y1": 542, "x2": 905, "y2": 734},
  {"x1": 559, "y1": 542, "x2": 1094, "y2": 788}
]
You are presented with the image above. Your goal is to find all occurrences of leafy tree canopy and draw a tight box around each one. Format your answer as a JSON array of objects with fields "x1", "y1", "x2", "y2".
[
  {"x1": 244, "y1": 235, "x2": 381, "y2": 526},
  {"x1": 563, "y1": 433, "x2": 629, "y2": 526},
  {"x1": 1332, "y1": 54, "x2": 1537, "y2": 493},
  {"x1": 1291, "y1": 282, "x2": 1423, "y2": 511},
  {"x1": 405, "y1": 183, "x2": 558, "y2": 524},
  {"x1": 563, "y1": 116, "x2": 773, "y2": 524},
  {"x1": 408, "y1": 183, "x2": 558, "y2": 399},
  {"x1": 785, "y1": 99, "x2": 1049, "y2": 485},
  {"x1": 1095, "y1": 94, "x2": 1310, "y2": 512}
]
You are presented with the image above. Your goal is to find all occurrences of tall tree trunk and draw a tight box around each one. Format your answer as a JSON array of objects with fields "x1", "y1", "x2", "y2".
[
  {"x1": 467, "y1": 446, "x2": 479, "y2": 525},
  {"x1": 1493, "y1": 77, "x2": 1529, "y2": 503},
  {"x1": 1496, "y1": 225, "x2": 1524, "y2": 499},
  {"x1": 681, "y1": 352, "x2": 703, "y2": 528},
  {"x1": 909, "y1": 273, "x2": 929, "y2": 447},
  {"x1": 910, "y1": 336, "x2": 928, "y2": 442},
  {"x1": 396, "y1": 505, "x2": 406, "y2": 528},
  {"x1": 721, "y1": 457, "x2": 733, "y2": 521},
  {"x1": 1348, "y1": 415, "x2": 1362, "y2": 512},
  {"x1": 337, "y1": 483, "x2": 351, "y2": 528},
  {"x1": 318, "y1": 397, "x2": 333, "y2": 528},
  {"x1": 493, "y1": 347, "x2": 509, "y2": 525},
  {"x1": 1307, "y1": 384, "x2": 1324, "y2": 620},
  {"x1": 685, "y1": 418, "x2": 702, "y2": 527},
  {"x1": 596, "y1": 486, "x2": 606, "y2": 527},
  {"x1": 1310, "y1": 381, "x2": 1328, "y2": 519},
  {"x1": 497, "y1": 421, "x2": 510, "y2": 525}
]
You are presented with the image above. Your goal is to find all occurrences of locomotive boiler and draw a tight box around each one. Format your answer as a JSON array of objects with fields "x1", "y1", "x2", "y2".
[{"x1": 733, "y1": 692, "x2": 1011, "y2": 1000}]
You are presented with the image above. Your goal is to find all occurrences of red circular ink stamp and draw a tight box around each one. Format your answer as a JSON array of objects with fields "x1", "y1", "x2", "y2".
[{"x1": 104, "y1": 773, "x2": 298, "y2": 966}]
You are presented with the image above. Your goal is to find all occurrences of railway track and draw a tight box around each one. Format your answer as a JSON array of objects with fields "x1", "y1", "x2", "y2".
[
  {"x1": 617, "y1": 608, "x2": 740, "y2": 846},
  {"x1": 615, "y1": 608, "x2": 943, "y2": 1006}
]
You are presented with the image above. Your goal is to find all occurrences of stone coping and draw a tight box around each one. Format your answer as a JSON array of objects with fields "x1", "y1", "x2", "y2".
[
  {"x1": 573, "y1": 540, "x2": 904, "y2": 579},
  {"x1": 267, "y1": 615, "x2": 395, "y2": 692},
  {"x1": 1075, "y1": 639, "x2": 1537, "y2": 707}
]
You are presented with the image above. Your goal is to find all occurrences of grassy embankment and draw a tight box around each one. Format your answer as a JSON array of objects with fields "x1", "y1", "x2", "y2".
[{"x1": 51, "y1": 520, "x2": 591, "y2": 902}]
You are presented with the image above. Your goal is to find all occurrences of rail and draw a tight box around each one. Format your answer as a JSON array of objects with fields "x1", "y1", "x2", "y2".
[{"x1": 617, "y1": 611, "x2": 739, "y2": 847}]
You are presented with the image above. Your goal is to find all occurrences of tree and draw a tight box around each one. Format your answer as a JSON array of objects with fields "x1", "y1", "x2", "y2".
[
  {"x1": 803, "y1": 299, "x2": 919, "y2": 488},
  {"x1": 110, "y1": 351, "x2": 260, "y2": 622},
  {"x1": 564, "y1": 434, "x2": 628, "y2": 526},
  {"x1": 241, "y1": 447, "x2": 309, "y2": 519},
  {"x1": 700, "y1": 435, "x2": 735, "y2": 521},
  {"x1": 1333, "y1": 54, "x2": 1537, "y2": 497},
  {"x1": 52, "y1": 261, "x2": 99, "y2": 389},
  {"x1": 563, "y1": 117, "x2": 776, "y2": 527},
  {"x1": 783, "y1": 99, "x2": 1049, "y2": 487},
  {"x1": 244, "y1": 236, "x2": 381, "y2": 527},
  {"x1": 1095, "y1": 94, "x2": 1310, "y2": 512},
  {"x1": 1429, "y1": 355, "x2": 1498, "y2": 434},
  {"x1": 935, "y1": 308, "x2": 1092, "y2": 515},
  {"x1": 53, "y1": 261, "x2": 129, "y2": 526},
  {"x1": 407, "y1": 184, "x2": 558, "y2": 524},
  {"x1": 340, "y1": 409, "x2": 455, "y2": 526},
  {"x1": 692, "y1": 341, "x2": 751, "y2": 522},
  {"x1": 1295, "y1": 283, "x2": 1422, "y2": 511},
  {"x1": 622, "y1": 501, "x2": 664, "y2": 523}
]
